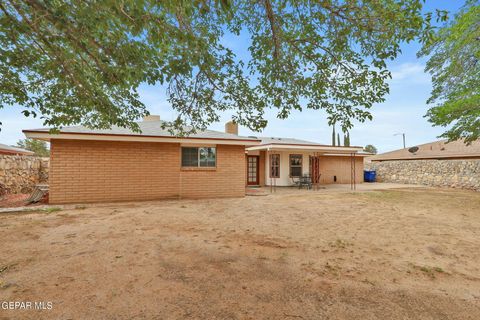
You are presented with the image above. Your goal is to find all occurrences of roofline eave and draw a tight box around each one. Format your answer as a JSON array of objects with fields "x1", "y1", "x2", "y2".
[
  {"x1": 246, "y1": 143, "x2": 363, "y2": 153},
  {"x1": 23, "y1": 130, "x2": 261, "y2": 146}
]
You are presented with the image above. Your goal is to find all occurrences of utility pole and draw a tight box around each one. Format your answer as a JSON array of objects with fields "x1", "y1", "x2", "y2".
[{"x1": 394, "y1": 133, "x2": 406, "y2": 149}]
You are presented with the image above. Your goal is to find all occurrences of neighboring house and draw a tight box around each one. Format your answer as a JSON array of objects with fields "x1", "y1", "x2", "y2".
[
  {"x1": 365, "y1": 139, "x2": 480, "y2": 191},
  {"x1": 367, "y1": 139, "x2": 480, "y2": 162},
  {"x1": 0, "y1": 143, "x2": 34, "y2": 156},
  {"x1": 24, "y1": 115, "x2": 367, "y2": 204}
]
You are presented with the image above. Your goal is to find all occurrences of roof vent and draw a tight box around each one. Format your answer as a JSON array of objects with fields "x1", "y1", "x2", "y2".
[{"x1": 143, "y1": 115, "x2": 160, "y2": 122}]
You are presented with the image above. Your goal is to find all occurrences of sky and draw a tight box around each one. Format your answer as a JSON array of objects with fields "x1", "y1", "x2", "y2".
[{"x1": 0, "y1": 0, "x2": 465, "y2": 153}]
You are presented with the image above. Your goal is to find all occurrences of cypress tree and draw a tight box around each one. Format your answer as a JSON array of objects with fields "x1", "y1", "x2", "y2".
[
  {"x1": 332, "y1": 125, "x2": 336, "y2": 146},
  {"x1": 344, "y1": 132, "x2": 350, "y2": 147}
]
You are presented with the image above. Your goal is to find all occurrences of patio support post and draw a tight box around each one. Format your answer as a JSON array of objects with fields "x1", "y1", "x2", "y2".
[
  {"x1": 269, "y1": 150, "x2": 272, "y2": 193},
  {"x1": 350, "y1": 153, "x2": 357, "y2": 191},
  {"x1": 354, "y1": 152, "x2": 356, "y2": 190}
]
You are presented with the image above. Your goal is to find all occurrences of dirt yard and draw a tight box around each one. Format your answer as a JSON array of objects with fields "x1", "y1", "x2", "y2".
[{"x1": 1, "y1": 187, "x2": 480, "y2": 319}]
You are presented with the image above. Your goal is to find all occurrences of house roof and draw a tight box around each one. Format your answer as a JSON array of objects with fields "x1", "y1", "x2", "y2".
[
  {"x1": 0, "y1": 143, "x2": 34, "y2": 155},
  {"x1": 255, "y1": 137, "x2": 327, "y2": 146},
  {"x1": 368, "y1": 139, "x2": 480, "y2": 161},
  {"x1": 246, "y1": 136, "x2": 364, "y2": 154},
  {"x1": 23, "y1": 119, "x2": 260, "y2": 146},
  {"x1": 24, "y1": 119, "x2": 365, "y2": 151}
]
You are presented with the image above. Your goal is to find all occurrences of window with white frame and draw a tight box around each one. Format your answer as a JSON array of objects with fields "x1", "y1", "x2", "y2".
[
  {"x1": 181, "y1": 147, "x2": 216, "y2": 167},
  {"x1": 289, "y1": 154, "x2": 302, "y2": 177}
]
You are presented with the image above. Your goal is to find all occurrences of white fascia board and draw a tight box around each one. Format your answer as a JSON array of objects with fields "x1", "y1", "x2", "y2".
[
  {"x1": 24, "y1": 131, "x2": 260, "y2": 146},
  {"x1": 246, "y1": 144, "x2": 363, "y2": 153},
  {"x1": 322, "y1": 153, "x2": 371, "y2": 157}
]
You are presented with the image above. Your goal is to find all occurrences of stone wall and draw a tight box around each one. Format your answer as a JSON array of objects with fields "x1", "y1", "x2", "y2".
[
  {"x1": 365, "y1": 159, "x2": 480, "y2": 191},
  {"x1": 0, "y1": 155, "x2": 49, "y2": 195}
]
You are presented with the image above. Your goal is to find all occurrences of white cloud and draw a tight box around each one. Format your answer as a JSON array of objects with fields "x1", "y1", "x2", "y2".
[
  {"x1": 0, "y1": 109, "x2": 44, "y2": 146},
  {"x1": 389, "y1": 62, "x2": 431, "y2": 85}
]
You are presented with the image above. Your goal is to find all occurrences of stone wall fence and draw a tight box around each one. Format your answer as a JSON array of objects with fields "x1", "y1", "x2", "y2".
[
  {"x1": 365, "y1": 159, "x2": 480, "y2": 191},
  {"x1": 0, "y1": 155, "x2": 49, "y2": 195}
]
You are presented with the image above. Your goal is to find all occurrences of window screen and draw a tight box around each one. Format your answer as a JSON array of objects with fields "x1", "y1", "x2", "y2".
[
  {"x1": 270, "y1": 154, "x2": 280, "y2": 178},
  {"x1": 199, "y1": 147, "x2": 216, "y2": 167},
  {"x1": 181, "y1": 147, "x2": 198, "y2": 167},
  {"x1": 181, "y1": 147, "x2": 216, "y2": 167},
  {"x1": 289, "y1": 154, "x2": 302, "y2": 177}
]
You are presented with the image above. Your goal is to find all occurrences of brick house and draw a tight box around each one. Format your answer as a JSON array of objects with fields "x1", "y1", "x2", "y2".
[{"x1": 24, "y1": 116, "x2": 367, "y2": 204}]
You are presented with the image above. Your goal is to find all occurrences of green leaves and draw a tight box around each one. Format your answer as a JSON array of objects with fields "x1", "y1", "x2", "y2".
[
  {"x1": 364, "y1": 144, "x2": 378, "y2": 154},
  {"x1": 419, "y1": 2, "x2": 480, "y2": 143},
  {"x1": 17, "y1": 138, "x2": 49, "y2": 157},
  {"x1": 0, "y1": 0, "x2": 439, "y2": 134}
]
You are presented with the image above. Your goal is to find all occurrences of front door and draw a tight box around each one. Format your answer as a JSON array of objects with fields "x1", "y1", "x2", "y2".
[{"x1": 247, "y1": 156, "x2": 259, "y2": 185}]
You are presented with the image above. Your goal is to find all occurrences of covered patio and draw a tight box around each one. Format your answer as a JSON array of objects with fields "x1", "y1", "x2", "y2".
[{"x1": 245, "y1": 139, "x2": 370, "y2": 191}]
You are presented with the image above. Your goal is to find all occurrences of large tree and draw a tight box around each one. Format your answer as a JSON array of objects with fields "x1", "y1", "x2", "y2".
[
  {"x1": 1, "y1": 0, "x2": 444, "y2": 134},
  {"x1": 419, "y1": 1, "x2": 479, "y2": 143},
  {"x1": 364, "y1": 144, "x2": 378, "y2": 154},
  {"x1": 17, "y1": 138, "x2": 50, "y2": 156}
]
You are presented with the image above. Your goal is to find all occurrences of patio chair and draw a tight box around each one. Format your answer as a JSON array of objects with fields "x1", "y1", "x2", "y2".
[
  {"x1": 291, "y1": 176, "x2": 301, "y2": 188},
  {"x1": 299, "y1": 174, "x2": 312, "y2": 190}
]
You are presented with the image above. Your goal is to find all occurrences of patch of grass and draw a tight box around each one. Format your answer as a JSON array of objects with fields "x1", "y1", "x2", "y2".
[
  {"x1": 43, "y1": 207, "x2": 62, "y2": 214},
  {"x1": 329, "y1": 239, "x2": 353, "y2": 249},
  {"x1": 361, "y1": 190, "x2": 402, "y2": 200},
  {"x1": 324, "y1": 262, "x2": 340, "y2": 276},
  {"x1": 412, "y1": 264, "x2": 446, "y2": 279},
  {"x1": 0, "y1": 265, "x2": 9, "y2": 274},
  {"x1": 0, "y1": 281, "x2": 17, "y2": 290},
  {"x1": 433, "y1": 266, "x2": 444, "y2": 273},
  {"x1": 362, "y1": 278, "x2": 375, "y2": 286},
  {"x1": 0, "y1": 263, "x2": 17, "y2": 275}
]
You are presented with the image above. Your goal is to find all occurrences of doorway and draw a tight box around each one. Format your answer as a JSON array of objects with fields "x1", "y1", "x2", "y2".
[{"x1": 247, "y1": 156, "x2": 259, "y2": 185}]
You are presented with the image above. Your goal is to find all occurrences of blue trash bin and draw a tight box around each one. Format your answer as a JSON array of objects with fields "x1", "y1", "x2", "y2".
[{"x1": 364, "y1": 170, "x2": 376, "y2": 182}]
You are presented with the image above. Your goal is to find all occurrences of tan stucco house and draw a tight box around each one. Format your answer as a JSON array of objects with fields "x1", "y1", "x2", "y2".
[
  {"x1": 24, "y1": 116, "x2": 367, "y2": 204},
  {"x1": 366, "y1": 139, "x2": 480, "y2": 162},
  {"x1": 0, "y1": 143, "x2": 34, "y2": 156}
]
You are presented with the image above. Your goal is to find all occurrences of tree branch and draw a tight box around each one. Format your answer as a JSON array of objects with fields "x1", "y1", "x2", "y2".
[{"x1": 263, "y1": 0, "x2": 281, "y2": 59}]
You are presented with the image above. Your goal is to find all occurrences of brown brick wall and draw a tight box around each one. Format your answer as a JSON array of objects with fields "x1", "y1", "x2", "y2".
[
  {"x1": 180, "y1": 145, "x2": 246, "y2": 198},
  {"x1": 49, "y1": 140, "x2": 245, "y2": 204}
]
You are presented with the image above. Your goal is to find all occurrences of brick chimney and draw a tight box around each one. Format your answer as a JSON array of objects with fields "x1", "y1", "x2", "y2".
[
  {"x1": 143, "y1": 115, "x2": 160, "y2": 122},
  {"x1": 225, "y1": 120, "x2": 238, "y2": 135}
]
